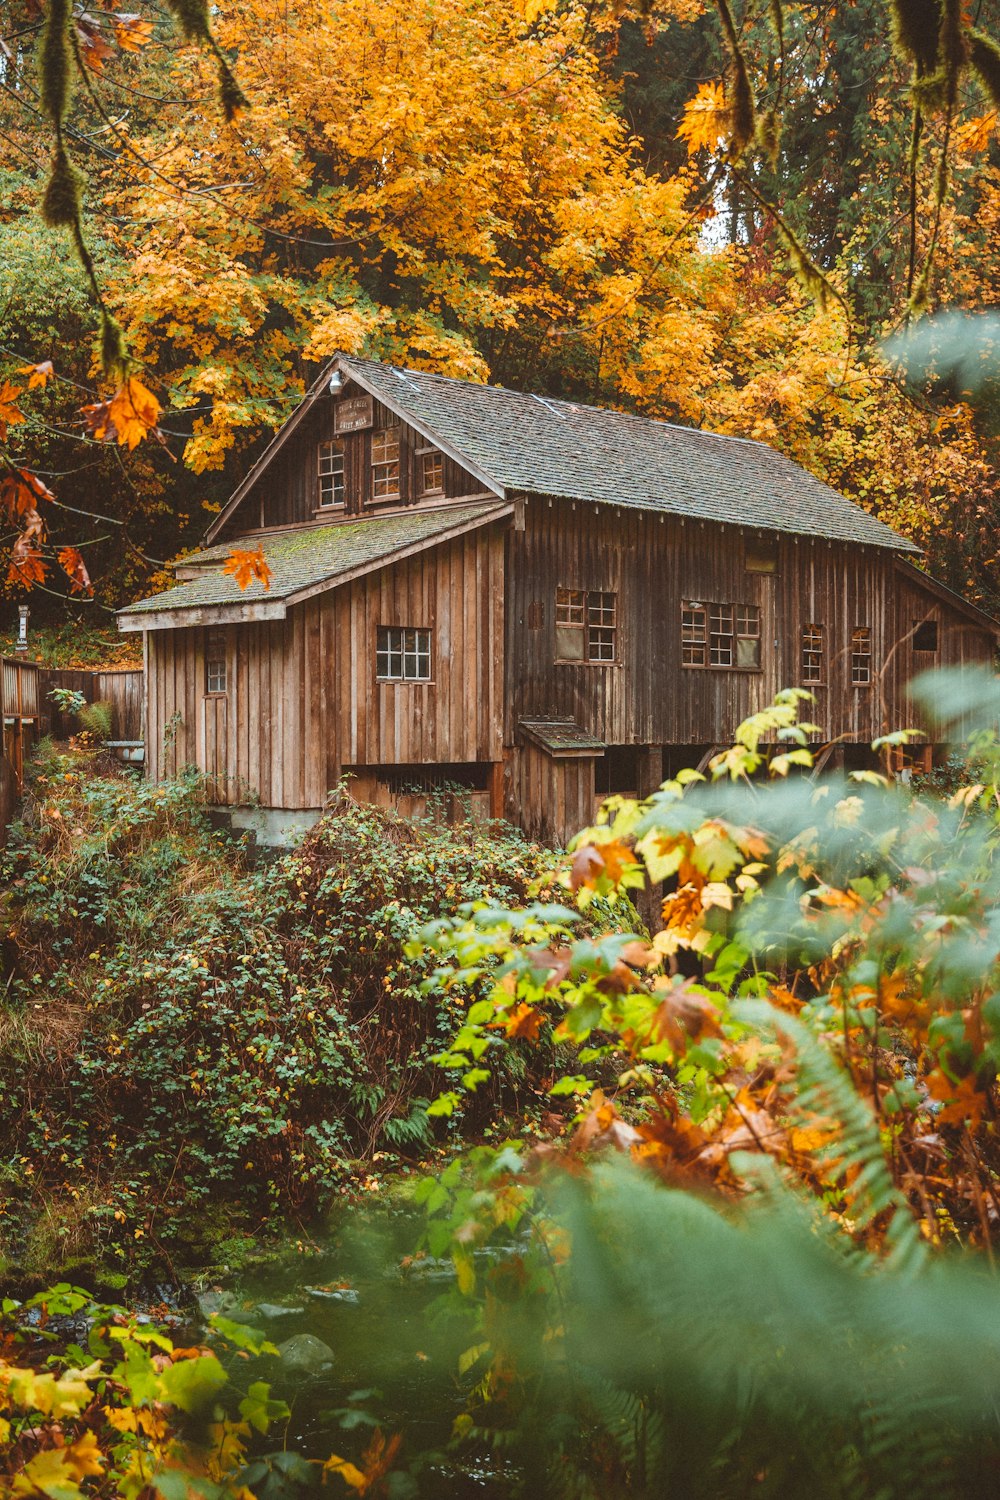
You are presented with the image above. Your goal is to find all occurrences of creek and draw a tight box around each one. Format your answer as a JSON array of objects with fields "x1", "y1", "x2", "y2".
[{"x1": 195, "y1": 1204, "x2": 515, "y2": 1497}]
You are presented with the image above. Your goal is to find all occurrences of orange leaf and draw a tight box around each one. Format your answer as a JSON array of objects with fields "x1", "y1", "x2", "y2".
[
  {"x1": 0, "y1": 380, "x2": 25, "y2": 442},
  {"x1": 495, "y1": 1002, "x2": 546, "y2": 1041},
  {"x1": 58, "y1": 546, "x2": 94, "y2": 597},
  {"x1": 113, "y1": 13, "x2": 155, "y2": 50},
  {"x1": 17, "y1": 360, "x2": 54, "y2": 389},
  {"x1": 222, "y1": 547, "x2": 273, "y2": 592},
  {"x1": 926, "y1": 1068, "x2": 991, "y2": 1130}
]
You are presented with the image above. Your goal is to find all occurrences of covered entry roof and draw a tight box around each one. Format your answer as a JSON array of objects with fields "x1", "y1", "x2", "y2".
[{"x1": 119, "y1": 501, "x2": 511, "y2": 632}]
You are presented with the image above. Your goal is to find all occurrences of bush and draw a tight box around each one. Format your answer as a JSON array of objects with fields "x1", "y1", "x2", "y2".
[{"x1": 0, "y1": 762, "x2": 553, "y2": 1278}]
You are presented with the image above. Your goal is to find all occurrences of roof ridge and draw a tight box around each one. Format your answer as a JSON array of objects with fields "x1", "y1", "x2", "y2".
[{"x1": 344, "y1": 355, "x2": 771, "y2": 453}]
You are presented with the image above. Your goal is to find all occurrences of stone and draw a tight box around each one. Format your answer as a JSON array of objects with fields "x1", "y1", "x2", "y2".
[
  {"x1": 277, "y1": 1333, "x2": 335, "y2": 1376},
  {"x1": 254, "y1": 1303, "x2": 305, "y2": 1319}
]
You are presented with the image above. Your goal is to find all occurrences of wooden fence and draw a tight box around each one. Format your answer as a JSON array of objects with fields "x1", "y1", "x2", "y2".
[{"x1": 1, "y1": 658, "x2": 144, "y2": 840}]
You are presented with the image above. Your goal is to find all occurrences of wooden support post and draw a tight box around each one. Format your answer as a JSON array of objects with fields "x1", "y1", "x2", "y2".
[{"x1": 489, "y1": 759, "x2": 505, "y2": 820}]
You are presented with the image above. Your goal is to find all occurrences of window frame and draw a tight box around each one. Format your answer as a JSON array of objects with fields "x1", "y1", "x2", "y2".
[
  {"x1": 555, "y1": 586, "x2": 618, "y2": 664},
  {"x1": 851, "y1": 626, "x2": 872, "y2": 686},
  {"x1": 316, "y1": 438, "x2": 346, "y2": 510},
  {"x1": 415, "y1": 445, "x2": 444, "y2": 497},
  {"x1": 681, "y1": 599, "x2": 762, "y2": 672},
  {"x1": 376, "y1": 625, "x2": 433, "y2": 683},
  {"x1": 370, "y1": 426, "x2": 401, "y2": 504},
  {"x1": 205, "y1": 626, "x2": 227, "y2": 695},
  {"x1": 801, "y1": 623, "x2": 824, "y2": 685}
]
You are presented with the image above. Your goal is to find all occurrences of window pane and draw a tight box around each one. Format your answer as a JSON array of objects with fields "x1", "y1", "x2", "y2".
[
  {"x1": 556, "y1": 587, "x2": 585, "y2": 626},
  {"x1": 736, "y1": 635, "x2": 760, "y2": 669},
  {"x1": 420, "y1": 450, "x2": 444, "y2": 494},
  {"x1": 318, "y1": 440, "x2": 345, "y2": 507},
  {"x1": 851, "y1": 627, "x2": 871, "y2": 685},
  {"x1": 205, "y1": 627, "x2": 227, "y2": 693},
  {"x1": 376, "y1": 625, "x2": 431, "y2": 681},
  {"x1": 371, "y1": 428, "x2": 401, "y2": 500},
  {"x1": 556, "y1": 624, "x2": 585, "y2": 661},
  {"x1": 801, "y1": 624, "x2": 823, "y2": 684},
  {"x1": 682, "y1": 603, "x2": 707, "y2": 667}
]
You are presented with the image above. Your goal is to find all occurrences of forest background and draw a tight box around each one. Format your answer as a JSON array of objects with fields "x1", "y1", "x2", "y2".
[{"x1": 1, "y1": 0, "x2": 1000, "y2": 627}]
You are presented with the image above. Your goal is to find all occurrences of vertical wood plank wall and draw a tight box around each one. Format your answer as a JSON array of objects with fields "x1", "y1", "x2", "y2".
[
  {"x1": 219, "y1": 387, "x2": 487, "y2": 539},
  {"x1": 505, "y1": 501, "x2": 993, "y2": 749},
  {"x1": 146, "y1": 526, "x2": 505, "y2": 807}
]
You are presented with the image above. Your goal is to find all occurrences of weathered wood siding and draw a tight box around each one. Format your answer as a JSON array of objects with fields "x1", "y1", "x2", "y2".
[
  {"x1": 146, "y1": 525, "x2": 505, "y2": 807},
  {"x1": 505, "y1": 500, "x2": 994, "y2": 749},
  {"x1": 508, "y1": 740, "x2": 594, "y2": 846},
  {"x1": 220, "y1": 383, "x2": 489, "y2": 539},
  {"x1": 891, "y1": 568, "x2": 996, "y2": 739}
]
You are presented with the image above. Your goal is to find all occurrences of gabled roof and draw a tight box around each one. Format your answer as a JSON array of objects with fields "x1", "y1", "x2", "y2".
[
  {"x1": 208, "y1": 354, "x2": 919, "y2": 553},
  {"x1": 119, "y1": 502, "x2": 510, "y2": 632},
  {"x1": 895, "y1": 557, "x2": 1000, "y2": 638}
]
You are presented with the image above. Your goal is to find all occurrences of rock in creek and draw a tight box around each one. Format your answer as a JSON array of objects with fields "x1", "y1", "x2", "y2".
[{"x1": 277, "y1": 1333, "x2": 336, "y2": 1376}]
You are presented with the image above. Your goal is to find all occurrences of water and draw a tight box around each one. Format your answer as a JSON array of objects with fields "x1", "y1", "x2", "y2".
[{"x1": 201, "y1": 1207, "x2": 516, "y2": 1496}]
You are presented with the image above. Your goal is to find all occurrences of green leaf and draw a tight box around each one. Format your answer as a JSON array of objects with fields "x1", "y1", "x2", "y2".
[
  {"x1": 209, "y1": 1315, "x2": 278, "y2": 1356},
  {"x1": 159, "y1": 1353, "x2": 228, "y2": 1413},
  {"x1": 239, "y1": 1380, "x2": 291, "y2": 1434}
]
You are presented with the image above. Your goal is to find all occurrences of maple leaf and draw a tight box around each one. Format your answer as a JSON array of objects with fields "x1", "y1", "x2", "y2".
[
  {"x1": 569, "y1": 837, "x2": 638, "y2": 892},
  {"x1": 17, "y1": 360, "x2": 54, "y2": 389},
  {"x1": 0, "y1": 380, "x2": 25, "y2": 442},
  {"x1": 75, "y1": 15, "x2": 115, "y2": 70},
  {"x1": 925, "y1": 1068, "x2": 990, "y2": 1130},
  {"x1": 676, "y1": 81, "x2": 730, "y2": 158},
  {"x1": 113, "y1": 13, "x2": 155, "y2": 50},
  {"x1": 955, "y1": 111, "x2": 997, "y2": 156},
  {"x1": 222, "y1": 547, "x2": 273, "y2": 591},
  {"x1": 59, "y1": 546, "x2": 94, "y2": 596},
  {"x1": 495, "y1": 1002, "x2": 546, "y2": 1041},
  {"x1": 109, "y1": 377, "x2": 163, "y2": 450},
  {"x1": 8, "y1": 535, "x2": 47, "y2": 590}
]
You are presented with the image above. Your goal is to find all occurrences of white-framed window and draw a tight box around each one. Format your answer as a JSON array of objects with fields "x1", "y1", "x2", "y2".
[
  {"x1": 417, "y1": 447, "x2": 444, "y2": 496},
  {"x1": 371, "y1": 427, "x2": 401, "y2": 502},
  {"x1": 317, "y1": 439, "x2": 345, "y2": 508},
  {"x1": 682, "y1": 600, "x2": 760, "y2": 669},
  {"x1": 376, "y1": 625, "x2": 432, "y2": 681},
  {"x1": 555, "y1": 587, "x2": 617, "y2": 662},
  {"x1": 851, "y1": 626, "x2": 872, "y2": 685},
  {"x1": 801, "y1": 624, "x2": 824, "y2": 684},
  {"x1": 205, "y1": 626, "x2": 227, "y2": 694}
]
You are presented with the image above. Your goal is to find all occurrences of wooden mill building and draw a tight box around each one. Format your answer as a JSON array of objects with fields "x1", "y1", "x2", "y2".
[{"x1": 118, "y1": 356, "x2": 998, "y2": 845}]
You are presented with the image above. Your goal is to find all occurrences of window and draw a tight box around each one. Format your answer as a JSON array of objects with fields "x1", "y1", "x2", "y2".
[
  {"x1": 682, "y1": 600, "x2": 760, "y2": 669},
  {"x1": 317, "y1": 439, "x2": 345, "y2": 508},
  {"x1": 913, "y1": 619, "x2": 939, "y2": 652},
  {"x1": 801, "y1": 624, "x2": 824, "y2": 684},
  {"x1": 851, "y1": 627, "x2": 872, "y2": 685},
  {"x1": 376, "y1": 626, "x2": 432, "y2": 681},
  {"x1": 745, "y1": 539, "x2": 778, "y2": 574},
  {"x1": 371, "y1": 427, "x2": 401, "y2": 501},
  {"x1": 682, "y1": 602, "x2": 707, "y2": 666},
  {"x1": 417, "y1": 447, "x2": 444, "y2": 496},
  {"x1": 205, "y1": 627, "x2": 227, "y2": 694},
  {"x1": 555, "y1": 587, "x2": 617, "y2": 662}
]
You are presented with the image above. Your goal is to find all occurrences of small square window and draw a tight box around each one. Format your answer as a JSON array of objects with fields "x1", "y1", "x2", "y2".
[
  {"x1": 317, "y1": 439, "x2": 345, "y2": 508},
  {"x1": 371, "y1": 428, "x2": 401, "y2": 502},
  {"x1": 205, "y1": 627, "x2": 227, "y2": 694},
  {"x1": 555, "y1": 588, "x2": 616, "y2": 662},
  {"x1": 376, "y1": 625, "x2": 432, "y2": 681},
  {"x1": 913, "y1": 620, "x2": 938, "y2": 652}
]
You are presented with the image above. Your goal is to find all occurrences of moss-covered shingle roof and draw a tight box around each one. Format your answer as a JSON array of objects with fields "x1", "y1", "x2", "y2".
[{"x1": 118, "y1": 502, "x2": 508, "y2": 627}]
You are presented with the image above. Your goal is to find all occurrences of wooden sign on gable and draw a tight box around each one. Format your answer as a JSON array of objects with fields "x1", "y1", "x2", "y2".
[{"x1": 334, "y1": 394, "x2": 374, "y2": 433}]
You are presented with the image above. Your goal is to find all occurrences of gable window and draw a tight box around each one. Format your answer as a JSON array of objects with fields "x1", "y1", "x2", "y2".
[
  {"x1": 851, "y1": 627, "x2": 872, "y2": 685},
  {"x1": 913, "y1": 619, "x2": 939, "y2": 652},
  {"x1": 376, "y1": 626, "x2": 431, "y2": 682},
  {"x1": 555, "y1": 587, "x2": 617, "y2": 663},
  {"x1": 371, "y1": 427, "x2": 401, "y2": 502},
  {"x1": 801, "y1": 624, "x2": 824, "y2": 684},
  {"x1": 317, "y1": 439, "x2": 345, "y2": 509},
  {"x1": 205, "y1": 627, "x2": 227, "y2": 694},
  {"x1": 682, "y1": 600, "x2": 760, "y2": 669},
  {"x1": 417, "y1": 446, "x2": 444, "y2": 496}
]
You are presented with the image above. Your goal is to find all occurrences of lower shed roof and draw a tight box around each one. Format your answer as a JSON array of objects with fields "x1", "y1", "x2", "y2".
[{"x1": 118, "y1": 502, "x2": 511, "y2": 632}]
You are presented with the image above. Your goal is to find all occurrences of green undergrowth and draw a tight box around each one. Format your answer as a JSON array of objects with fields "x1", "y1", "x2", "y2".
[{"x1": 0, "y1": 751, "x2": 557, "y2": 1287}]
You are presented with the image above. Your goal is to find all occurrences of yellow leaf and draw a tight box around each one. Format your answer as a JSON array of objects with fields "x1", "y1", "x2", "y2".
[
  {"x1": 955, "y1": 111, "x2": 997, "y2": 155},
  {"x1": 64, "y1": 1432, "x2": 105, "y2": 1481},
  {"x1": 676, "y1": 81, "x2": 730, "y2": 158},
  {"x1": 324, "y1": 1454, "x2": 368, "y2": 1490}
]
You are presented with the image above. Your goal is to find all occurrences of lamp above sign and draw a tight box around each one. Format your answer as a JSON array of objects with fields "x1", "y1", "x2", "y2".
[{"x1": 334, "y1": 394, "x2": 374, "y2": 433}]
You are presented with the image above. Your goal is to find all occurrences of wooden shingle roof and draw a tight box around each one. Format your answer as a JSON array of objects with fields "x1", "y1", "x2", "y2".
[
  {"x1": 118, "y1": 502, "x2": 510, "y2": 631},
  {"x1": 332, "y1": 357, "x2": 917, "y2": 553}
]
